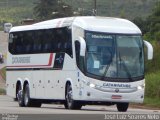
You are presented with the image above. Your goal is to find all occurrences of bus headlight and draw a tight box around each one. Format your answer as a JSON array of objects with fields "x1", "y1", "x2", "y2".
[
  {"x1": 137, "y1": 84, "x2": 145, "y2": 90},
  {"x1": 89, "y1": 83, "x2": 96, "y2": 88}
]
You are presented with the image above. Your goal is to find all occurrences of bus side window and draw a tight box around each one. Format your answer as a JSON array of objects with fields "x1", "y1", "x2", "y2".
[
  {"x1": 51, "y1": 31, "x2": 56, "y2": 52},
  {"x1": 52, "y1": 39, "x2": 58, "y2": 53},
  {"x1": 43, "y1": 43, "x2": 51, "y2": 52},
  {"x1": 34, "y1": 30, "x2": 43, "y2": 53},
  {"x1": 64, "y1": 42, "x2": 68, "y2": 52},
  {"x1": 66, "y1": 42, "x2": 72, "y2": 56},
  {"x1": 9, "y1": 33, "x2": 16, "y2": 54},
  {"x1": 75, "y1": 41, "x2": 80, "y2": 64},
  {"x1": 75, "y1": 41, "x2": 85, "y2": 72},
  {"x1": 24, "y1": 31, "x2": 34, "y2": 54},
  {"x1": 64, "y1": 27, "x2": 72, "y2": 57},
  {"x1": 16, "y1": 33, "x2": 24, "y2": 54},
  {"x1": 43, "y1": 29, "x2": 53, "y2": 53},
  {"x1": 41, "y1": 27, "x2": 73, "y2": 56},
  {"x1": 58, "y1": 42, "x2": 62, "y2": 50},
  {"x1": 34, "y1": 44, "x2": 41, "y2": 53},
  {"x1": 10, "y1": 32, "x2": 22, "y2": 55}
]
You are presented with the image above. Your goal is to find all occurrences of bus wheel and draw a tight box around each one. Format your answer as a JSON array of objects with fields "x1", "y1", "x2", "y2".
[
  {"x1": 17, "y1": 85, "x2": 25, "y2": 107},
  {"x1": 65, "y1": 84, "x2": 82, "y2": 110},
  {"x1": 24, "y1": 84, "x2": 41, "y2": 107},
  {"x1": 116, "y1": 102, "x2": 129, "y2": 112}
]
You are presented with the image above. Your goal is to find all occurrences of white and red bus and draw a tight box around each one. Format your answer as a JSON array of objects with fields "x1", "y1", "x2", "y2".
[{"x1": 6, "y1": 16, "x2": 153, "y2": 112}]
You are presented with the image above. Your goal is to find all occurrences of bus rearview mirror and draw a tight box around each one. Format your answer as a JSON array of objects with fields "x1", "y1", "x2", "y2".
[
  {"x1": 143, "y1": 40, "x2": 153, "y2": 60},
  {"x1": 77, "y1": 37, "x2": 86, "y2": 56}
]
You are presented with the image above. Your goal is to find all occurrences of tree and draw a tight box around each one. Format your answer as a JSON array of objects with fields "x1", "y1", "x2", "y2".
[
  {"x1": 119, "y1": 8, "x2": 126, "y2": 18},
  {"x1": 132, "y1": 17, "x2": 148, "y2": 35},
  {"x1": 133, "y1": 1, "x2": 160, "y2": 41},
  {"x1": 53, "y1": 1, "x2": 73, "y2": 18},
  {"x1": 34, "y1": 0, "x2": 54, "y2": 20},
  {"x1": 34, "y1": 0, "x2": 73, "y2": 21},
  {"x1": 147, "y1": 2, "x2": 160, "y2": 39}
]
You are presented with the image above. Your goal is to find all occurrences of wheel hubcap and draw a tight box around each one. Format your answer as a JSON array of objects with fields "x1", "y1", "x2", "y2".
[
  {"x1": 17, "y1": 90, "x2": 22, "y2": 102},
  {"x1": 24, "y1": 91, "x2": 29, "y2": 105},
  {"x1": 67, "y1": 87, "x2": 73, "y2": 106}
]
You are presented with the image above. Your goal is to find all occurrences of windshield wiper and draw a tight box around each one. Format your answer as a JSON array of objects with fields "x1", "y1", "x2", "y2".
[{"x1": 119, "y1": 52, "x2": 133, "y2": 82}]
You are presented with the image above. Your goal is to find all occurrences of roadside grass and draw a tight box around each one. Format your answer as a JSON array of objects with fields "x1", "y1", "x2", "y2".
[
  {"x1": 0, "y1": 67, "x2": 6, "y2": 81},
  {"x1": 0, "y1": 88, "x2": 6, "y2": 95},
  {"x1": 144, "y1": 71, "x2": 160, "y2": 108},
  {"x1": 0, "y1": 67, "x2": 6, "y2": 95},
  {"x1": 144, "y1": 97, "x2": 160, "y2": 108}
]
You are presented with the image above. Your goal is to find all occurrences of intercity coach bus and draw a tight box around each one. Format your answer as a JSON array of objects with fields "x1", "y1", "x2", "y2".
[{"x1": 6, "y1": 16, "x2": 153, "y2": 112}]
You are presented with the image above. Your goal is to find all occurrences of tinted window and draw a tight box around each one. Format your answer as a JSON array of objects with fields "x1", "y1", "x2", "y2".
[{"x1": 9, "y1": 27, "x2": 73, "y2": 57}]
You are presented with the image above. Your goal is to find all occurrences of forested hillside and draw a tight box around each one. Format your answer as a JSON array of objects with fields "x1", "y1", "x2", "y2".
[
  {"x1": 0, "y1": 0, "x2": 38, "y2": 29},
  {"x1": 62, "y1": 0, "x2": 159, "y2": 19},
  {"x1": 0, "y1": 0, "x2": 159, "y2": 30}
]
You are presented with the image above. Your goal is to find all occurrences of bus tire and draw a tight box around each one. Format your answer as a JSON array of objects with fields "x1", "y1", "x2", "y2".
[
  {"x1": 24, "y1": 84, "x2": 41, "y2": 107},
  {"x1": 14, "y1": 98, "x2": 18, "y2": 101},
  {"x1": 33, "y1": 101, "x2": 42, "y2": 107},
  {"x1": 17, "y1": 85, "x2": 25, "y2": 107},
  {"x1": 65, "y1": 84, "x2": 82, "y2": 110},
  {"x1": 116, "y1": 102, "x2": 129, "y2": 112}
]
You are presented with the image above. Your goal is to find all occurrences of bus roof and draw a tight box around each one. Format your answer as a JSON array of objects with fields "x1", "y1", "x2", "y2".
[{"x1": 10, "y1": 16, "x2": 141, "y2": 34}]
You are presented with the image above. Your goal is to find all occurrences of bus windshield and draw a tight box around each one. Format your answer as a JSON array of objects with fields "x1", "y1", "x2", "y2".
[{"x1": 85, "y1": 31, "x2": 144, "y2": 81}]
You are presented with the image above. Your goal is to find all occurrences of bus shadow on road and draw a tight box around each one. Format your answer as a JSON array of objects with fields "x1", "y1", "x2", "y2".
[{"x1": 41, "y1": 104, "x2": 117, "y2": 112}]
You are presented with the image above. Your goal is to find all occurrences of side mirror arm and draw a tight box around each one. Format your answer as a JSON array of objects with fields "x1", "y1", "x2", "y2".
[
  {"x1": 76, "y1": 37, "x2": 86, "y2": 56},
  {"x1": 143, "y1": 40, "x2": 153, "y2": 60}
]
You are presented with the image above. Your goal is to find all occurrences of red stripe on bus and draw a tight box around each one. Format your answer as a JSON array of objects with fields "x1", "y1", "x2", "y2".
[
  {"x1": 48, "y1": 53, "x2": 53, "y2": 66},
  {"x1": 7, "y1": 53, "x2": 54, "y2": 68}
]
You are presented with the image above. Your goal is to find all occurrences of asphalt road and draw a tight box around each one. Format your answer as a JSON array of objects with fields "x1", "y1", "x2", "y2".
[{"x1": 0, "y1": 95, "x2": 160, "y2": 120}]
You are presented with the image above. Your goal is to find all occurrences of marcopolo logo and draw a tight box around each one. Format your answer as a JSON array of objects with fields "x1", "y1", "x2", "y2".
[{"x1": 103, "y1": 83, "x2": 131, "y2": 88}]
